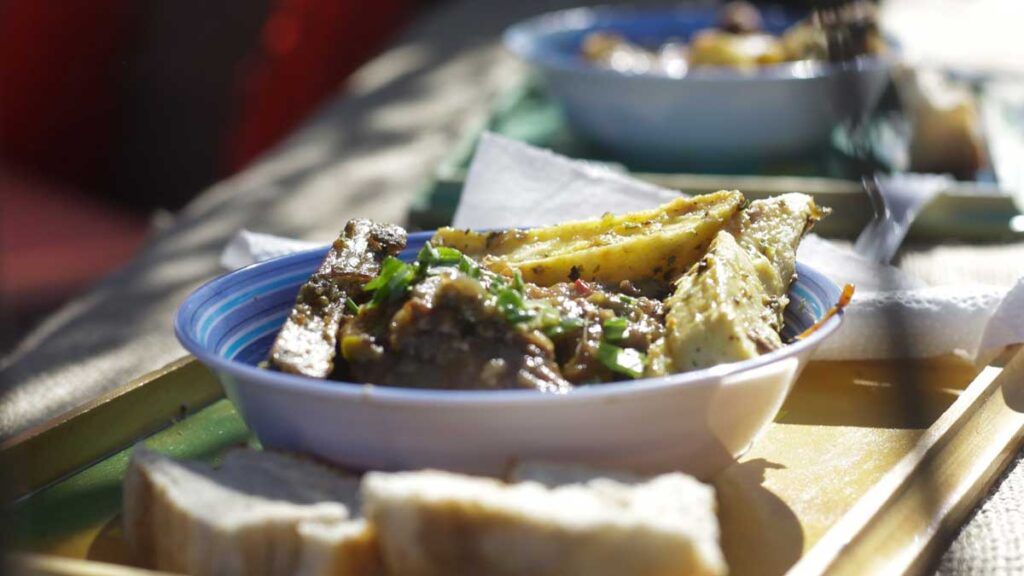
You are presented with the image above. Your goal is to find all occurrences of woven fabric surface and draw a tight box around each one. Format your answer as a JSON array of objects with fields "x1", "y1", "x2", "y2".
[{"x1": 938, "y1": 452, "x2": 1024, "y2": 574}]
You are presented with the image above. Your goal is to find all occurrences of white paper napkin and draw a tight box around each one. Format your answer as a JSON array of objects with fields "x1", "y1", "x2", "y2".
[
  {"x1": 220, "y1": 230, "x2": 319, "y2": 270},
  {"x1": 220, "y1": 133, "x2": 1024, "y2": 362}
]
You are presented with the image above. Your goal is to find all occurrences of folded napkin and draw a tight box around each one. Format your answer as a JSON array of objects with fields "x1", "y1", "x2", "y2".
[
  {"x1": 221, "y1": 231, "x2": 318, "y2": 270},
  {"x1": 221, "y1": 133, "x2": 1024, "y2": 363}
]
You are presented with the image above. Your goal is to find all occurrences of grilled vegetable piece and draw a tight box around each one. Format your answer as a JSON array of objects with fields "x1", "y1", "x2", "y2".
[
  {"x1": 431, "y1": 190, "x2": 745, "y2": 287},
  {"x1": 726, "y1": 192, "x2": 826, "y2": 325},
  {"x1": 651, "y1": 193, "x2": 825, "y2": 373},
  {"x1": 268, "y1": 220, "x2": 406, "y2": 378}
]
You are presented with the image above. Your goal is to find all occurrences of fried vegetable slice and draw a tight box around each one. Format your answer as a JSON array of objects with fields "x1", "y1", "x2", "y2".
[
  {"x1": 725, "y1": 192, "x2": 826, "y2": 328},
  {"x1": 432, "y1": 190, "x2": 745, "y2": 287},
  {"x1": 268, "y1": 219, "x2": 406, "y2": 377},
  {"x1": 649, "y1": 193, "x2": 825, "y2": 373}
]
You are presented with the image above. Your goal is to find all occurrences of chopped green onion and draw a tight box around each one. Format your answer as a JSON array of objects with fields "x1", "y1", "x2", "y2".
[
  {"x1": 345, "y1": 297, "x2": 360, "y2": 314},
  {"x1": 544, "y1": 316, "x2": 584, "y2": 338},
  {"x1": 597, "y1": 342, "x2": 646, "y2": 379},
  {"x1": 602, "y1": 317, "x2": 629, "y2": 343},
  {"x1": 532, "y1": 301, "x2": 561, "y2": 328},
  {"x1": 384, "y1": 264, "x2": 415, "y2": 303},
  {"x1": 458, "y1": 254, "x2": 480, "y2": 278},
  {"x1": 488, "y1": 273, "x2": 507, "y2": 292},
  {"x1": 364, "y1": 257, "x2": 403, "y2": 292},
  {"x1": 513, "y1": 270, "x2": 526, "y2": 292},
  {"x1": 616, "y1": 294, "x2": 637, "y2": 307},
  {"x1": 435, "y1": 246, "x2": 463, "y2": 264},
  {"x1": 417, "y1": 242, "x2": 464, "y2": 267},
  {"x1": 416, "y1": 242, "x2": 439, "y2": 264},
  {"x1": 496, "y1": 288, "x2": 534, "y2": 323},
  {"x1": 364, "y1": 256, "x2": 416, "y2": 305}
]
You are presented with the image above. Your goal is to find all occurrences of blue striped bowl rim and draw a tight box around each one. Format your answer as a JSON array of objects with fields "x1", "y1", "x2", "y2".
[{"x1": 175, "y1": 231, "x2": 844, "y2": 403}]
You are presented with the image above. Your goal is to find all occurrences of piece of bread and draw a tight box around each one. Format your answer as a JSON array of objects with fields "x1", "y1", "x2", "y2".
[
  {"x1": 123, "y1": 447, "x2": 378, "y2": 576},
  {"x1": 894, "y1": 66, "x2": 985, "y2": 178},
  {"x1": 363, "y1": 469, "x2": 726, "y2": 576},
  {"x1": 296, "y1": 519, "x2": 384, "y2": 576}
]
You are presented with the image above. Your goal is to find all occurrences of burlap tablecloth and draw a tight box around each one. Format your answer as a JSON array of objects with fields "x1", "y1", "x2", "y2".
[{"x1": 2, "y1": 0, "x2": 1023, "y2": 572}]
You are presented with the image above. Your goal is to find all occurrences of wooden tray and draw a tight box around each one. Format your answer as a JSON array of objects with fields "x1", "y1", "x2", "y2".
[
  {"x1": 5, "y1": 346, "x2": 1024, "y2": 576},
  {"x1": 407, "y1": 81, "x2": 1023, "y2": 242}
]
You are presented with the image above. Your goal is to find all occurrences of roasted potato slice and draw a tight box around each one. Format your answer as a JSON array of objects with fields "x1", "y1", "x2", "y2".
[
  {"x1": 432, "y1": 190, "x2": 745, "y2": 286},
  {"x1": 650, "y1": 193, "x2": 825, "y2": 373}
]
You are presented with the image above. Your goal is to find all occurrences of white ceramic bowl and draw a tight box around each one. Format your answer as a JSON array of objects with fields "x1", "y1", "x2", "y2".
[
  {"x1": 176, "y1": 232, "x2": 844, "y2": 478},
  {"x1": 504, "y1": 6, "x2": 894, "y2": 172}
]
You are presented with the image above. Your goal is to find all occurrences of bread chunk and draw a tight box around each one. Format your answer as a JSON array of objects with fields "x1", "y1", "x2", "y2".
[
  {"x1": 297, "y1": 519, "x2": 384, "y2": 576},
  {"x1": 363, "y1": 469, "x2": 726, "y2": 576},
  {"x1": 123, "y1": 447, "x2": 373, "y2": 576}
]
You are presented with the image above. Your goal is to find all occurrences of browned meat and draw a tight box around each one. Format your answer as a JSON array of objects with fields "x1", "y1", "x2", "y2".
[
  {"x1": 268, "y1": 219, "x2": 406, "y2": 377},
  {"x1": 525, "y1": 281, "x2": 665, "y2": 384},
  {"x1": 269, "y1": 225, "x2": 666, "y2": 389},
  {"x1": 342, "y1": 269, "x2": 571, "y2": 393}
]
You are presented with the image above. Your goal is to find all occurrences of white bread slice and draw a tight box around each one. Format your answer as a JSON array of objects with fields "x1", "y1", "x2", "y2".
[
  {"x1": 363, "y1": 469, "x2": 727, "y2": 576},
  {"x1": 123, "y1": 447, "x2": 373, "y2": 576},
  {"x1": 296, "y1": 519, "x2": 383, "y2": 576}
]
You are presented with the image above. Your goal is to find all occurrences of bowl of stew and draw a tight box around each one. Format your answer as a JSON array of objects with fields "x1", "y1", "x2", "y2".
[
  {"x1": 176, "y1": 228, "x2": 844, "y2": 479},
  {"x1": 503, "y1": 4, "x2": 894, "y2": 172}
]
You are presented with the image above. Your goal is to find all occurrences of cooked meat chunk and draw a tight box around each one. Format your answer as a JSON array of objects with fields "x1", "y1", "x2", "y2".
[
  {"x1": 343, "y1": 269, "x2": 571, "y2": 393},
  {"x1": 268, "y1": 220, "x2": 406, "y2": 377},
  {"x1": 525, "y1": 282, "x2": 664, "y2": 384}
]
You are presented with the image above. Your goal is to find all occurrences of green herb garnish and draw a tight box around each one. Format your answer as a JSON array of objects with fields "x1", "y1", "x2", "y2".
[
  {"x1": 616, "y1": 294, "x2": 637, "y2": 308},
  {"x1": 528, "y1": 300, "x2": 561, "y2": 330},
  {"x1": 458, "y1": 254, "x2": 481, "y2": 278},
  {"x1": 364, "y1": 256, "x2": 416, "y2": 306},
  {"x1": 602, "y1": 317, "x2": 629, "y2": 343},
  {"x1": 496, "y1": 287, "x2": 534, "y2": 323},
  {"x1": 544, "y1": 316, "x2": 584, "y2": 338},
  {"x1": 597, "y1": 341, "x2": 646, "y2": 379},
  {"x1": 417, "y1": 242, "x2": 463, "y2": 266},
  {"x1": 513, "y1": 270, "x2": 526, "y2": 292},
  {"x1": 345, "y1": 297, "x2": 360, "y2": 314}
]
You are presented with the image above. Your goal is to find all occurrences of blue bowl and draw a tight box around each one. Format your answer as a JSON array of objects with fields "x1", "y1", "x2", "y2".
[
  {"x1": 176, "y1": 231, "x2": 845, "y2": 476},
  {"x1": 504, "y1": 6, "x2": 894, "y2": 171}
]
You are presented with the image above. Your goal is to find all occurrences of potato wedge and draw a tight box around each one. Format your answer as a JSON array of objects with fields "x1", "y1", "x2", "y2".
[
  {"x1": 432, "y1": 190, "x2": 745, "y2": 286},
  {"x1": 650, "y1": 193, "x2": 825, "y2": 373},
  {"x1": 725, "y1": 192, "x2": 826, "y2": 327}
]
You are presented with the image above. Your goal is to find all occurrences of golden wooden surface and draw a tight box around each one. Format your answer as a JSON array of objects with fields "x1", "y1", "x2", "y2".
[
  {"x1": 715, "y1": 357, "x2": 979, "y2": 576},
  {"x1": 795, "y1": 347, "x2": 1024, "y2": 576},
  {"x1": 13, "y1": 351, "x2": 1024, "y2": 576},
  {"x1": 8, "y1": 553, "x2": 171, "y2": 576},
  {"x1": 0, "y1": 357, "x2": 222, "y2": 502}
]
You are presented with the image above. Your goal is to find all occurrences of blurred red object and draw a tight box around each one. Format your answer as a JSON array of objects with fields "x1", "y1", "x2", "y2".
[
  {"x1": 0, "y1": 0, "x2": 136, "y2": 192},
  {"x1": 0, "y1": 0, "x2": 410, "y2": 348},
  {"x1": 0, "y1": 170, "x2": 149, "y2": 306},
  {"x1": 226, "y1": 0, "x2": 410, "y2": 171},
  {"x1": 1, "y1": 0, "x2": 411, "y2": 197}
]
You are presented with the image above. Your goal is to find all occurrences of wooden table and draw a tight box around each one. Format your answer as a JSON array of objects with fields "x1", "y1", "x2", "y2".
[{"x1": 2, "y1": 0, "x2": 1023, "y2": 573}]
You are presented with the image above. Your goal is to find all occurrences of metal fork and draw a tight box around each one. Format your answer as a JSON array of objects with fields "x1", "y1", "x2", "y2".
[
  {"x1": 853, "y1": 173, "x2": 953, "y2": 264},
  {"x1": 852, "y1": 175, "x2": 892, "y2": 263}
]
